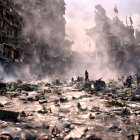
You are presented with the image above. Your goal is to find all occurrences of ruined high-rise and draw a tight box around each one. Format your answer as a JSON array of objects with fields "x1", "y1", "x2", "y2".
[
  {"x1": 0, "y1": 0, "x2": 24, "y2": 74},
  {"x1": 0, "y1": 0, "x2": 73, "y2": 78}
]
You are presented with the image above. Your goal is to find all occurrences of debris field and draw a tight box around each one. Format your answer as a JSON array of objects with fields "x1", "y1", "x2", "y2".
[{"x1": 0, "y1": 78, "x2": 139, "y2": 140}]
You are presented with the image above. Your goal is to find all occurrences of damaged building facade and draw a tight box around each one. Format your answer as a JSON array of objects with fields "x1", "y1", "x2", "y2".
[
  {"x1": 86, "y1": 5, "x2": 140, "y2": 75},
  {"x1": 0, "y1": 0, "x2": 24, "y2": 74},
  {"x1": 13, "y1": 0, "x2": 73, "y2": 78},
  {"x1": 0, "y1": 0, "x2": 73, "y2": 78}
]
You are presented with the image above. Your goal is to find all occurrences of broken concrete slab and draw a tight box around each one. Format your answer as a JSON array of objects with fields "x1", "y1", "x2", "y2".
[{"x1": 0, "y1": 110, "x2": 19, "y2": 122}]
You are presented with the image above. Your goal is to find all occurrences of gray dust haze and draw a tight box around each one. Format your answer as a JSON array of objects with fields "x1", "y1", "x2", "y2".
[
  {"x1": 9, "y1": 0, "x2": 72, "y2": 81},
  {"x1": 69, "y1": 4, "x2": 140, "y2": 81},
  {"x1": 1, "y1": 0, "x2": 140, "y2": 81}
]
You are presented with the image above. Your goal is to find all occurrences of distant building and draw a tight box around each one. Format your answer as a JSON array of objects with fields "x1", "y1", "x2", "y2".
[{"x1": 86, "y1": 4, "x2": 140, "y2": 74}]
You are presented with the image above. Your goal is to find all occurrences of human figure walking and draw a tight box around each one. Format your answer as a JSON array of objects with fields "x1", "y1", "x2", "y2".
[{"x1": 85, "y1": 70, "x2": 89, "y2": 81}]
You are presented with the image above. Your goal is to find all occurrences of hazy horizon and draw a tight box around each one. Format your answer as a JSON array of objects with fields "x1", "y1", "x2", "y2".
[{"x1": 65, "y1": 0, "x2": 140, "y2": 52}]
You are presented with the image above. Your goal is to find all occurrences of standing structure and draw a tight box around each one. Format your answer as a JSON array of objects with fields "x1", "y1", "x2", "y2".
[
  {"x1": 0, "y1": 0, "x2": 73, "y2": 78},
  {"x1": 0, "y1": 0, "x2": 24, "y2": 73},
  {"x1": 86, "y1": 4, "x2": 140, "y2": 75},
  {"x1": 14, "y1": 0, "x2": 73, "y2": 77}
]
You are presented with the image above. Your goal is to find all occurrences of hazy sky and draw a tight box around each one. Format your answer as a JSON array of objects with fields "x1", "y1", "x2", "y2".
[{"x1": 65, "y1": 0, "x2": 140, "y2": 52}]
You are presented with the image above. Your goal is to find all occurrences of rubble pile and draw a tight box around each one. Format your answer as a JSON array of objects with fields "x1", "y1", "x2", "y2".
[
  {"x1": 12, "y1": 0, "x2": 73, "y2": 77},
  {"x1": 0, "y1": 77, "x2": 139, "y2": 140}
]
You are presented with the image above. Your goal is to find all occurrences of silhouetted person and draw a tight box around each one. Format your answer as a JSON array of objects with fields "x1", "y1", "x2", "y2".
[
  {"x1": 136, "y1": 74, "x2": 140, "y2": 85},
  {"x1": 125, "y1": 76, "x2": 133, "y2": 88},
  {"x1": 71, "y1": 77, "x2": 74, "y2": 83},
  {"x1": 56, "y1": 79, "x2": 60, "y2": 85},
  {"x1": 77, "y1": 76, "x2": 80, "y2": 82},
  {"x1": 85, "y1": 70, "x2": 89, "y2": 81}
]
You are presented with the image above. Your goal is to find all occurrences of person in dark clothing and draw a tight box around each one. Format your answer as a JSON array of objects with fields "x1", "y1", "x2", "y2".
[
  {"x1": 85, "y1": 70, "x2": 89, "y2": 81},
  {"x1": 136, "y1": 74, "x2": 140, "y2": 85},
  {"x1": 125, "y1": 76, "x2": 133, "y2": 88},
  {"x1": 71, "y1": 77, "x2": 74, "y2": 83},
  {"x1": 77, "y1": 76, "x2": 80, "y2": 82}
]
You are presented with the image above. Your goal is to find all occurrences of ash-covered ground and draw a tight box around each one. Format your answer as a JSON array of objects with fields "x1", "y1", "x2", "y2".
[{"x1": 0, "y1": 76, "x2": 140, "y2": 140}]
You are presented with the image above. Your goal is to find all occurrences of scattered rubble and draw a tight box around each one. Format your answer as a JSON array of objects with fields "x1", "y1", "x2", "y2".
[
  {"x1": 0, "y1": 110, "x2": 19, "y2": 122},
  {"x1": 0, "y1": 133, "x2": 13, "y2": 140},
  {"x1": 0, "y1": 77, "x2": 139, "y2": 139}
]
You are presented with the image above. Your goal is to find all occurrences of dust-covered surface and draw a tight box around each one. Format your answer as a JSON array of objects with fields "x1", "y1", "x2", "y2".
[{"x1": 0, "y1": 79, "x2": 139, "y2": 140}]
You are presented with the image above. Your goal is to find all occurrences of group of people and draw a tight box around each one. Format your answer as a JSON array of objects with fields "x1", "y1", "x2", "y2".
[
  {"x1": 72, "y1": 71, "x2": 140, "y2": 89},
  {"x1": 71, "y1": 70, "x2": 89, "y2": 83},
  {"x1": 38, "y1": 71, "x2": 140, "y2": 89}
]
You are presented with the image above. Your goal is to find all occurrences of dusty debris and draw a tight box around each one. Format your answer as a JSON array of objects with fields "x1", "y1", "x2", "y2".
[
  {"x1": 131, "y1": 94, "x2": 140, "y2": 101},
  {"x1": 86, "y1": 134, "x2": 102, "y2": 140},
  {"x1": 0, "y1": 133, "x2": 13, "y2": 140},
  {"x1": 39, "y1": 99, "x2": 48, "y2": 104},
  {"x1": 84, "y1": 82, "x2": 92, "y2": 90},
  {"x1": 0, "y1": 78, "x2": 139, "y2": 139},
  {"x1": 77, "y1": 102, "x2": 82, "y2": 109},
  {"x1": 94, "y1": 79, "x2": 106, "y2": 91},
  {"x1": 37, "y1": 136, "x2": 49, "y2": 140},
  {"x1": 89, "y1": 113, "x2": 95, "y2": 119},
  {"x1": 20, "y1": 111, "x2": 26, "y2": 117},
  {"x1": 122, "y1": 107, "x2": 132, "y2": 115},
  {"x1": 0, "y1": 83, "x2": 7, "y2": 90},
  {"x1": 0, "y1": 103, "x2": 4, "y2": 107},
  {"x1": 20, "y1": 132, "x2": 36, "y2": 140},
  {"x1": 105, "y1": 99, "x2": 127, "y2": 107},
  {"x1": 0, "y1": 110, "x2": 19, "y2": 122},
  {"x1": 59, "y1": 97, "x2": 68, "y2": 103},
  {"x1": 44, "y1": 89, "x2": 52, "y2": 94}
]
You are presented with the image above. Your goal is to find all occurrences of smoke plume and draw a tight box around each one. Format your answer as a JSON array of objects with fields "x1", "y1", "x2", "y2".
[{"x1": 65, "y1": 0, "x2": 140, "y2": 80}]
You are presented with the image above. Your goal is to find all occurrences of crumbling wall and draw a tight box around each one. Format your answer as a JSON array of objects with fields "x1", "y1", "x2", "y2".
[
  {"x1": 86, "y1": 4, "x2": 140, "y2": 77},
  {"x1": 12, "y1": 0, "x2": 73, "y2": 79},
  {"x1": 0, "y1": 0, "x2": 24, "y2": 76}
]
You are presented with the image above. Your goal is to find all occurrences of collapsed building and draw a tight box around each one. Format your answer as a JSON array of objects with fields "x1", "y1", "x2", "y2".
[
  {"x1": 0, "y1": 0, "x2": 73, "y2": 78},
  {"x1": 0, "y1": 0, "x2": 25, "y2": 74},
  {"x1": 86, "y1": 5, "x2": 140, "y2": 75},
  {"x1": 14, "y1": 0, "x2": 73, "y2": 78}
]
